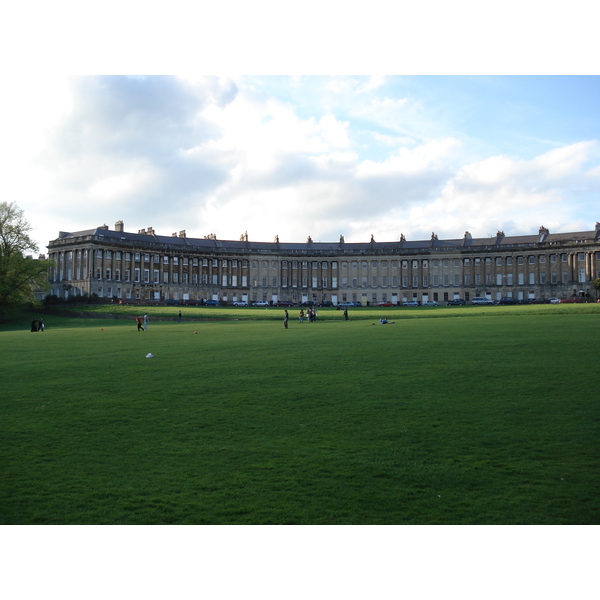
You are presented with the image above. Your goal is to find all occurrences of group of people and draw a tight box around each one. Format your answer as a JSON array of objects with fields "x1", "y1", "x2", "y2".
[
  {"x1": 30, "y1": 318, "x2": 44, "y2": 332},
  {"x1": 297, "y1": 308, "x2": 319, "y2": 324},
  {"x1": 136, "y1": 313, "x2": 149, "y2": 331}
]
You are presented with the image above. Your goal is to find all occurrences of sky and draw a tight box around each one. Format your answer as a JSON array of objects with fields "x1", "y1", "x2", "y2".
[{"x1": 3, "y1": 73, "x2": 600, "y2": 255}]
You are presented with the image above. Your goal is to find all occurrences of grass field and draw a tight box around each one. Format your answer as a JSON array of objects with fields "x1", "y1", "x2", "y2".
[{"x1": 1, "y1": 304, "x2": 599, "y2": 524}]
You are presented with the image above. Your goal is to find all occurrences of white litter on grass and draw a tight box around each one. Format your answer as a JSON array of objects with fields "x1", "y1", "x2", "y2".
[{"x1": 146, "y1": 353, "x2": 154, "y2": 358}]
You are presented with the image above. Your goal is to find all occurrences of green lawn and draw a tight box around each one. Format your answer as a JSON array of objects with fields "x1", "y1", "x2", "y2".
[{"x1": 1, "y1": 305, "x2": 599, "y2": 524}]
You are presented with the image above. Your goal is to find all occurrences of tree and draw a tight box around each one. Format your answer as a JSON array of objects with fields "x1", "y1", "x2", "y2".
[
  {"x1": 0, "y1": 202, "x2": 50, "y2": 321},
  {"x1": 594, "y1": 278, "x2": 600, "y2": 300}
]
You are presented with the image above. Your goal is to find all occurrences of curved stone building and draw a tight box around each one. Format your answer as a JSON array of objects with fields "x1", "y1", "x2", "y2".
[{"x1": 47, "y1": 220, "x2": 600, "y2": 304}]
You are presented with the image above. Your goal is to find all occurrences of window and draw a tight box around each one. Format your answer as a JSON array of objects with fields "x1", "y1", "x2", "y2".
[
  {"x1": 496, "y1": 257, "x2": 502, "y2": 266},
  {"x1": 105, "y1": 269, "x2": 111, "y2": 280},
  {"x1": 115, "y1": 269, "x2": 121, "y2": 281},
  {"x1": 372, "y1": 277, "x2": 378, "y2": 287},
  {"x1": 115, "y1": 252, "x2": 121, "y2": 260},
  {"x1": 164, "y1": 273, "x2": 169, "y2": 284},
  {"x1": 144, "y1": 270, "x2": 150, "y2": 283},
  {"x1": 173, "y1": 257, "x2": 179, "y2": 265},
  {"x1": 507, "y1": 274, "x2": 513, "y2": 285},
  {"x1": 144, "y1": 254, "x2": 150, "y2": 262},
  {"x1": 529, "y1": 256, "x2": 535, "y2": 264},
  {"x1": 412, "y1": 275, "x2": 419, "y2": 287},
  {"x1": 485, "y1": 257, "x2": 491, "y2": 265},
  {"x1": 507, "y1": 257, "x2": 513, "y2": 265},
  {"x1": 125, "y1": 252, "x2": 131, "y2": 261},
  {"x1": 412, "y1": 260, "x2": 418, "y2": 269},
  {"x1": 164, "y1": 256, "x2": 169, "y2": 264},
  {"x1": 518, "y1": 257, "x2": 524, "y2": 265},
  {"x1": 134, "y1": 268, "x2": 140, "y2": 283},
  {"x1": 496, "y1": 274, "x2": 502, "y2": 285},
  {"x1": 223, "y1": 275, "x2": 228, "y2": 286},
  {"x1": 578, "y1": 268, "x2": 586, "y2": 282},
  {"x1": 106, "y1": 250, "x2": 112, "y2": 259},
  {"x1": 134, "y1": 253, "x2": 140, "y2": 261},
  {"x1": 173, "y1": 272, "x2": 178, "y2": 283}
]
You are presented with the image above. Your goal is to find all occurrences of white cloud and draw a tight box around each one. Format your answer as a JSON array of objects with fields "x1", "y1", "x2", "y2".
[{"x1": 3, "y1": 76, "x2": 599, "y2": 252}]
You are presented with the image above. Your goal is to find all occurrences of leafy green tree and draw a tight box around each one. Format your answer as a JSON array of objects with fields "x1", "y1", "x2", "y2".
[
  {"x1": 0, "y1": 202, "x2": 50, "y2": 321},
  {"x1": 594, "y1": 278, "x2": 600, "y2": 300}
]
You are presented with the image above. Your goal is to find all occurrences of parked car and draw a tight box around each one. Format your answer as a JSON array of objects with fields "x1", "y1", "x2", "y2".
[
  {"x1": 233, "y1": 301, "x2": 248, "y2": 306},
  {"x1": 274, "y1": 301, "x2": 295, "y2": 307},
  {"x1": 164, "y1": 299, "x2": 180, "y2": 306},
  {"x1": 471, "y1": 297, "x2": 494, "y2": 305},
  {"x1": 204, "y1": 299, "x2": 219, "y2": 306},
  {"x1": 549, "y1": 298, "x2": 560, "y2": 304},
  {"x1": 320, "y1": 301, "x2": 334, "y2": 307},
  {"x1": 253, "y1": 301, "x2": 270, "y2": 307},
  {"x1": 559, "y1": 297, "x2": 583, "y2": 303},
  {"x1": 402, "y1": 300, "x2": 419, "y2": 307},
  {"x1": 447, "y1": 298, "x2": 466, "y2": 306},
  {"x1": 300, "y1": 301, "x2": 316, "y2": 307},
  {"x1": 497, "y1": 297, "x2": 519, "y2": 305},
  {"x1": 377, "y1": 301, "x2": 395, "y2": 307},
  {"x1": 423, "y1": 300, "x2": 439, "y2": 307}
]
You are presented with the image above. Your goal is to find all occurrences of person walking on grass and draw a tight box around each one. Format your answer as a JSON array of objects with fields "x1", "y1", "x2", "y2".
[
  {"x1": 143, "y1": 313, "x2": 149, "y2": 330},
  {"x1": 343, "y1": 307, "x2": 349, "y2": 321},
  {"x1": 178, "y1": 310, "x2": 182, "y2": 324},
  {"x1": 30, "y1": 318, "x2": 38, "y2": 332},
  {"x1": 299, "y1": 309, "x2": 304, "y2": 323},
  {"x1": 284, "y1": 309, "x2": 289, "y2": 329},
  {"x1": 136, "y1": 315, "x2": 144, "y2": 331}
]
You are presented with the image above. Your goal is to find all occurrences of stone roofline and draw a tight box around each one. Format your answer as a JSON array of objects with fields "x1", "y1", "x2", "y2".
[{"x1": 50, "y1": 220, "x2": 600, "y2": 254}]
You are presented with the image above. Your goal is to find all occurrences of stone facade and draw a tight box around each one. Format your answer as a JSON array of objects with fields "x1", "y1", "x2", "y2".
[{"x1": 47, "y1": 221, "x2": 600, "y2": 304}]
